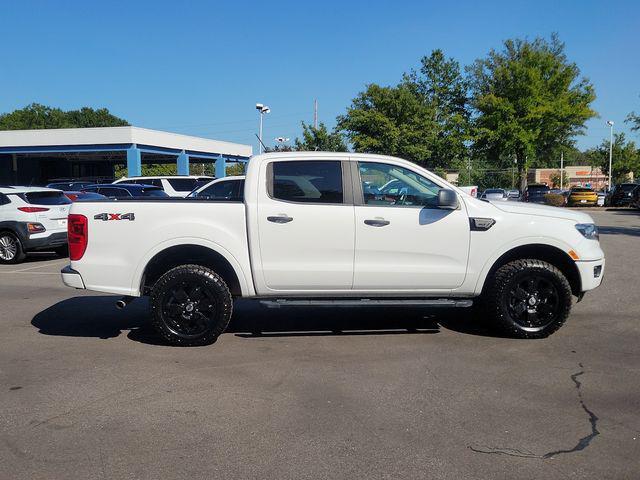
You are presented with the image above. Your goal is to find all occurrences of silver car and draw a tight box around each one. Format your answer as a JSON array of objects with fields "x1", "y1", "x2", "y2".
[{"x1": 481, "y1": 188, "x2": 509, "y2": 201}]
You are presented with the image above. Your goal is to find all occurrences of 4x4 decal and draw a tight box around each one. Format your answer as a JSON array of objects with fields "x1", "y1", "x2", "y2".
[{"x1": 94, "y1": 213, "x2": 135, "y2": 221}]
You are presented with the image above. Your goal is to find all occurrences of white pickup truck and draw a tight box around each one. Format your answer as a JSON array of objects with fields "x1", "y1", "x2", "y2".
[{"x1": 61, "y1": 152, "x2": 605, "y2": 345}]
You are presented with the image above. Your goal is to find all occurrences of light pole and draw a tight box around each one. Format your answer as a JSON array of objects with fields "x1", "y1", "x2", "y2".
[
  {"x1": 607, "y1": 120, "x2": 614, "y2": 191},
  {"x1": 256, "y1": 103, "x2": 271, "y2": 154}
]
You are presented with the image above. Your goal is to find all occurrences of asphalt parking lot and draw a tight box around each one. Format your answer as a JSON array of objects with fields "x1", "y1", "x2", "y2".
[{"x1": 1, "y1": 209, "x2": 639, "y2": 479}]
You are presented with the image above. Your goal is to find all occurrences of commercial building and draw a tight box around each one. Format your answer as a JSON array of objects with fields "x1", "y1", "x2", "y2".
[
  {"x1": 0, "y1": 126, "x2": 252, "y2": 185},
  {"x1": 528, "y1": 166, "x2": 609, "y2": 189}
]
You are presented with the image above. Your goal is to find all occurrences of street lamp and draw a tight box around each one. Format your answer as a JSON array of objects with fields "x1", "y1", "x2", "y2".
[
  {"x1": 256, "y1": 103, "x2": 270, "y2": 154},
  {"x1": 607, "y1": 120, "x2": 614, "y2": 191}
]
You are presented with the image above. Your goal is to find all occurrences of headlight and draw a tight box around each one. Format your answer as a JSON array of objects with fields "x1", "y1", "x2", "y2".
[{"x1": 575, "y1": 223, "x2": 599, "y2": 240}]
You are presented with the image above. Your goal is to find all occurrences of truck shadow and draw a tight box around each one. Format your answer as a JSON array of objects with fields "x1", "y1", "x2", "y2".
[{"x1": 31, "y1": 296, "x2": 496, "y2": 346}]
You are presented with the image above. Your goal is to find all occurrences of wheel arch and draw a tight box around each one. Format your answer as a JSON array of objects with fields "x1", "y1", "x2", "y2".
[
  {"x1": 139, "y1": 243, "x2": 248, "y2": 297},
  {"x1": 478, "y1": 243, "x2": 582, "y2": 296}
]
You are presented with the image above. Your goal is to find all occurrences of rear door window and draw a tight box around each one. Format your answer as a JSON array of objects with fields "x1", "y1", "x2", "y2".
[
  {"x1": 22, "y1": 191, "x2": 72, "y2": 205},
  {"x1": 270, "y1": 161, "x2": 343, "y2": 204}
]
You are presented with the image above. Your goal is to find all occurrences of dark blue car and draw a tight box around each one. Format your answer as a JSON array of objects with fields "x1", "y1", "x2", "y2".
[{"x1": 81, "y1": 183, "x2": 168, "y2": 199}]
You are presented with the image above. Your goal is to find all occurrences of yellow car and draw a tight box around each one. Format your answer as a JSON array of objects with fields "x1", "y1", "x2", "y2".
[{"x1": 567, "y1": 187, "x2": 598, "y2": 206}]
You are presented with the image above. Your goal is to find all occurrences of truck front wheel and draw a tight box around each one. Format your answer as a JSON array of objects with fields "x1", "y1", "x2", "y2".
[
  {"x1": 484, "y1": 259, "x2": 573, "y2": 339},
  {"x1": 150, "y1": 264, "x2": 233, "y2": 346}
]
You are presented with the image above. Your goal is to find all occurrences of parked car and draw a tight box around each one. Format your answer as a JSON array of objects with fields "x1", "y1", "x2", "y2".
[
  {"x1": 0, "y1": 186, "x2": 71, "y2": 263},
  {"x1": 63, "y1": 191, "x2": 107, "y2": 202},
  {"x1": 605, "y1": 183, "x2": 639, "y2": 207},
  {"x1": 47, "y1": 181, "x2": 96, "y2": 191},
  {"x1": 523, "y1": 184, "x2": 550, "y2": 203},
  {"x1": 567, "y1": 187, "x2": 598, "y2": 207},
  {"x1": 188, "y1": 176, "x2": 245, "y2": 201},
  {"x1": 82, "y1": 184, "x2": 168, "y2": 199},
  {"x1": 631, "y1": 186, "x2": 640, "y2": 209},
  {"x1": 480, "y1": 188, "x2": 508, "y2": 201},
  {"x1": 113, "y1": 176, "x2": 214, "y2": 197},
  {"x1": 506, "y1": 189, "x2": 521, "y2": 200},
  {"x1": 62, "y1": 152, "x2": 605, "y2": 345}
]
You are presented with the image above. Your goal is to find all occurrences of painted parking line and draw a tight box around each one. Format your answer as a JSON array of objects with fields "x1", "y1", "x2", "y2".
[{"x1": 0, "y1": 260, "x2": 68, "y2": 274}]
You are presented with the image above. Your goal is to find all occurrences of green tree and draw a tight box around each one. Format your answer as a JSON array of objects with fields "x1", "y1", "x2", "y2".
[
  {"x1": 584, "y1": 133, "x2": 640, "y2": 184},
  {"x1": 467, "y1": 34, "x2": 596, "y2": 189},
  {"x1": 403, "y1": 49, "x2": 470, "y2": 167},
  {"x1": 0, "y1": 103, "x2": 128, "y2": 130},
  {"x1": 294, "y1": 122, "x2": 347, "y2": 152},
  {"x1": 626, "y1": 96, "x2": 640, "y2": 132},
  {"x1": 337, "y1": 83, "x2": 436, "y2": 163},
  {"x1": 549, "y1": 169, "x2": 570, "y2": 188}
]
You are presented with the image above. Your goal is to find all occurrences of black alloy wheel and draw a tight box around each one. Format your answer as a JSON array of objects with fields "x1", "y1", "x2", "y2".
[
  {"x1": 150, "y1": 264, "x2": 233, "y2": 346},
  {"x1": 484, "y1": 259, "x2": 573, "y2": 339}
]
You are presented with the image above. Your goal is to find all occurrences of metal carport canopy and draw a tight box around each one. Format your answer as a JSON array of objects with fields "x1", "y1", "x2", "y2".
[{"x1": 0, "y1": 126, "x2": 253, "y2": 177}]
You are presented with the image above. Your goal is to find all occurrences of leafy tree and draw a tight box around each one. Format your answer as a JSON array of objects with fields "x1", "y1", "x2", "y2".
[
  {"x1": 549, "y1": 169, "x2": 570, "y2": 188},
  {"x1": 0, "y1": 103, "x2": 128, "y2": 130},
  {"x1": 626, "y1": 97, "x2": 640, "y2": 132},
  {"x1": 225, "y1": 162, "x2": 246, "y2": 176},
  {"x1": 337, "y1": 83, "x2": 436, "y2": 163},
  {"x1": 403, "y1": 49, "x2": 470, "y2": 167},
  {"x1": 467, "y1": 34, "x2": 596, "y2": 189},
  {"x1": 294, "y1": 122, "x2": 347, "y2": 152},
  {"x1": 584, "y1": 133, "x2": 640, "y2": 184}
]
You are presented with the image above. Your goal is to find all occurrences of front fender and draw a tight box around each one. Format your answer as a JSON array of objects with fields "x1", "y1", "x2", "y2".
[{"x1": 472, "y1": 236, "x2": 576, "y2": 295}]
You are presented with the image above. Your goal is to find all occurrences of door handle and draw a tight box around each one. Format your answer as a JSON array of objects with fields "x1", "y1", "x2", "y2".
[
  {"x1": 364, "y1": 218, "x2": 390, "y2": 227},
  {"x1": 267, "y1": 215, "x2": 293, "y2": 224}
]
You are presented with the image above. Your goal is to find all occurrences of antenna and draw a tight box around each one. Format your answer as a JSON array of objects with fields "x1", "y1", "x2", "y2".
[{"x1": 254, "y1": 133, "x2": 267, "y2": 153}]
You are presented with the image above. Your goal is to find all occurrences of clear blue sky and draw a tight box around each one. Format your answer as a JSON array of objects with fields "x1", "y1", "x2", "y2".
[{"x1": 1, "y1": 0, "x2": 638, "y2": 156}]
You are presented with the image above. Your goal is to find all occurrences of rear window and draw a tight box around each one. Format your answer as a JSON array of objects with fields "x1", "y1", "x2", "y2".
[
  {"x1": 271, "y1": 161, "x2": 343, "y2": 204},
  {"x1": 572, "y1": 188, "x2": 593, "y2": 192},
  {"x1": 619, "y1": 184, "x2": 638, "y2": 192},
  {"x1": 22, "y1": 191, "x2": 72, "y2": 205},
  {"x1": 167, "y1": 178, "x2": 199, "y2": 191},
  {"x1": 527, "y1": 185, "x2": 550, "y2": 192}
]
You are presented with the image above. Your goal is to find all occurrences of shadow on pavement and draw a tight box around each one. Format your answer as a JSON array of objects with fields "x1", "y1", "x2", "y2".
[
  {"x1": 598, "y1": 226, "x2": 640, "y2": 237},
  {"x1": 32, "y1": 296, "x2": 496, "y2": 346}
]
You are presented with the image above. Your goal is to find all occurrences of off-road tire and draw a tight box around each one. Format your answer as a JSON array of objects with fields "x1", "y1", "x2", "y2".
[
  {"x1": 0, "y1": 231, "x2": 26, "y2": 264},
  {"x1": 150, "y1": 264, "x2": 233, "y2": 346},
  {"x1": 484, "y1": 259, "x2": 573, "y2": 339}
]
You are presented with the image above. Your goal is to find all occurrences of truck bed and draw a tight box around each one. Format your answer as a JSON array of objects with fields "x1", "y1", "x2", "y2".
[{"x1": 68, "y1": 199, "x2": 252, "y2": 296}]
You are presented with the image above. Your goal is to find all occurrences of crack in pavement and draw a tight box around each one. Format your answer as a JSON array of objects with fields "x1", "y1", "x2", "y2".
[{"x1": 469, "y1": 363, "x2": 600, "y2": 459}]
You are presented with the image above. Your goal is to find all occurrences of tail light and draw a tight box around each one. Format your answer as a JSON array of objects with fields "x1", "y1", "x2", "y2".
[
  {"x1": 18, "y1": 207, "x2": 49, "y2": 213},
  {"x1": 68, "y1": 214, "x2": 88, "y2": 260},
  {"x1": 27, "y1": 223, "x2": 46, "y2": 233}
]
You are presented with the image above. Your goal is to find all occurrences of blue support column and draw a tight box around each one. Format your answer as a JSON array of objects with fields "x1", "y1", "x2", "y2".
[
  {"x1": 126, "y1": 144, "x2": 142, "y2": 177},
  {"x1": 215, "y1": 155, "x2": 226, "y2": 178},
  {"x1": 177, "y1": 150, "x2": 189, "y2": 175}
]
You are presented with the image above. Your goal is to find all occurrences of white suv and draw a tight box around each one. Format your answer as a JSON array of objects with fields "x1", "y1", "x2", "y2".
[
  {"x1": 0, "y1": 186, "x2": 71, "y2": 263},
  {"x1": 113, "y1": 176, "x2": 214, "y2": 197}
]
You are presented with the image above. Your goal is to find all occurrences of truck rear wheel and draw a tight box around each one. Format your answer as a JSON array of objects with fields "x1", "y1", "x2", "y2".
[
  {"x1": 484, "y1": 259, "x2": 572, "y2": 339},
  {"x1": 150, "y1": 264, "x2": 233, "y2": 346}
]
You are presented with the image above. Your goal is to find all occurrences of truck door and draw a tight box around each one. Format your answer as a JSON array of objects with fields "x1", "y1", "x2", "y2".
[
  {"x1": 353, "y1": 160, "x2": 470, "y2": 291},
  {"x1": 256, "y1": 159, "x2": 355, "y2": 291}
]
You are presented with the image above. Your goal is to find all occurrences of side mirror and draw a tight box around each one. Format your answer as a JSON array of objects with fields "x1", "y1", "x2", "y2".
[{"x1": 437, "y1": 188, "x2": 458, "y2": 209}]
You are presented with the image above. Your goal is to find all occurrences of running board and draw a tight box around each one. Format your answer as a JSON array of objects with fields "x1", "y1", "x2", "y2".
[{"x1": 259, "y1": 298, "x2": 473, "y2": 308}]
